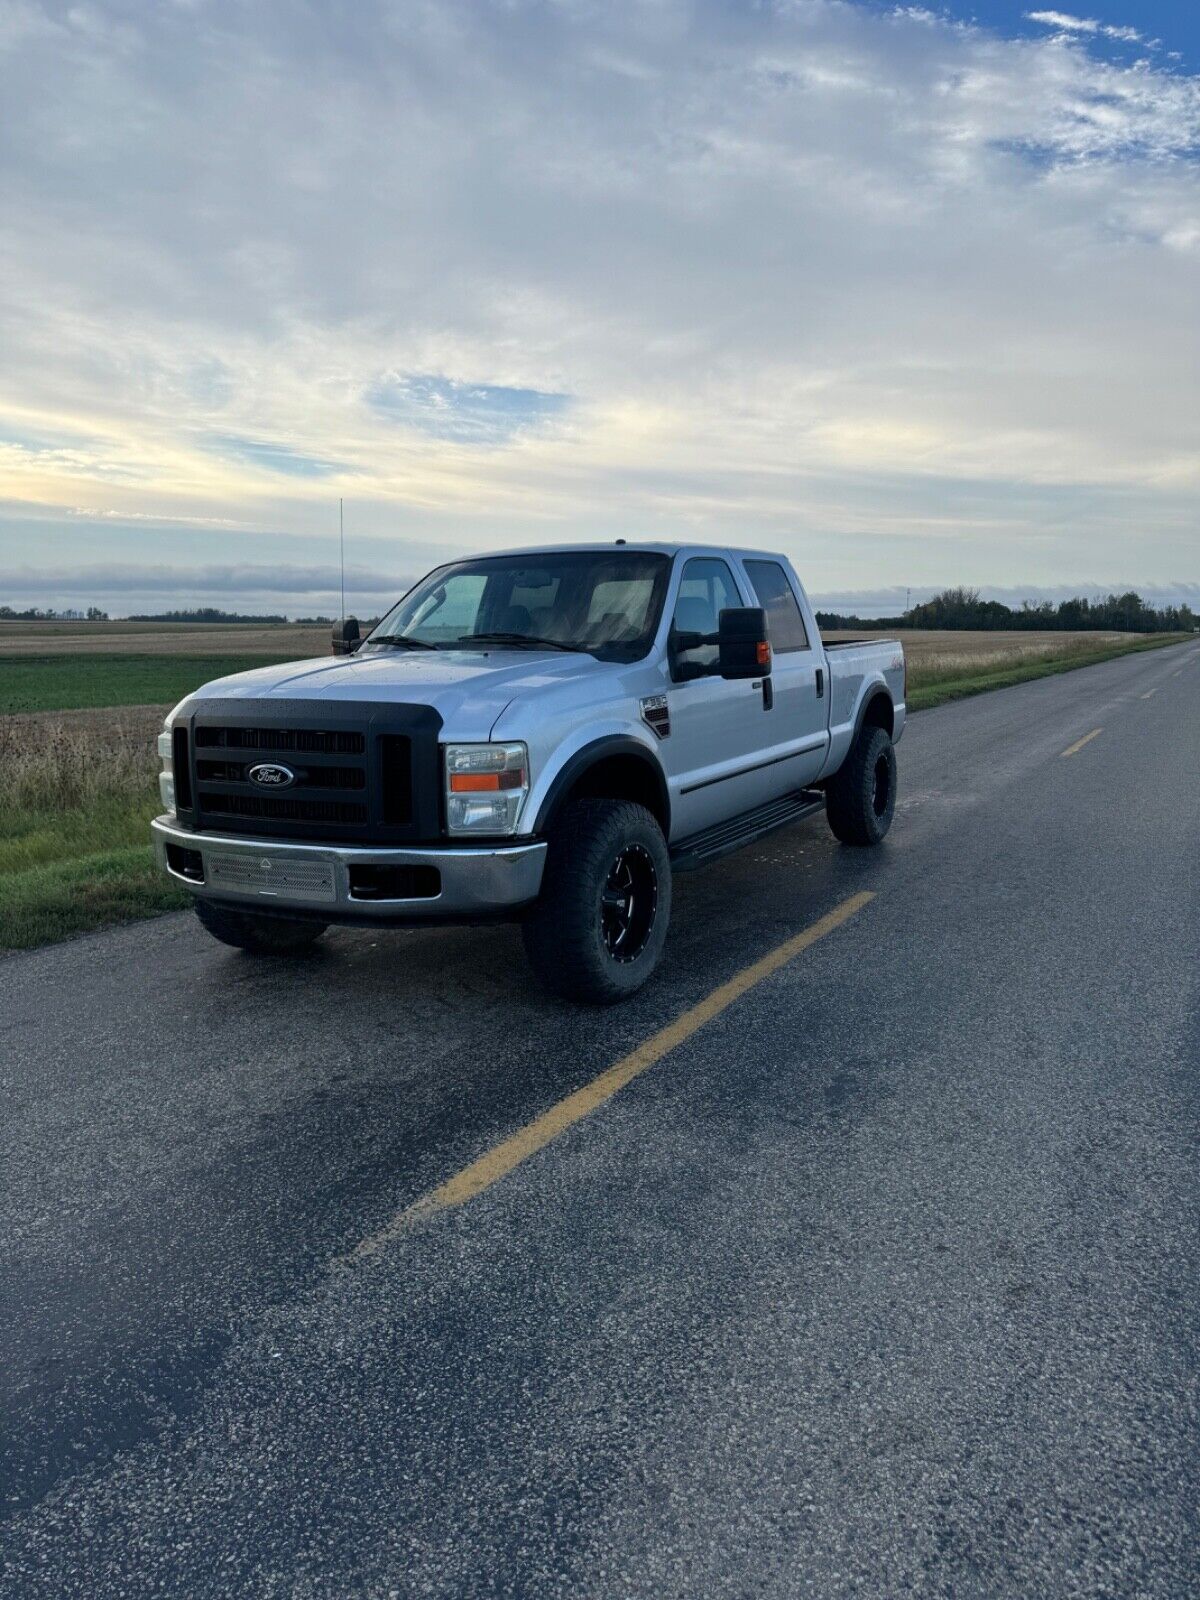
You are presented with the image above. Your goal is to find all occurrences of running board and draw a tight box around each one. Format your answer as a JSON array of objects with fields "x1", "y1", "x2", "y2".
[{"x1": 670, "y1": 789, "x2": 826, "y2": 872}]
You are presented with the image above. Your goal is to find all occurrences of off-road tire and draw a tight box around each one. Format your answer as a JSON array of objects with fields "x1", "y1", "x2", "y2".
[
  {"x1": 825, "y1": 723, "x2": 897, "y2": 846},
  {"x1": 193, "y1": 898, "x2": 328, "y2": 954},
  {"x1": 522, "y1": 799, "x2": 671, "y2": 1004}
]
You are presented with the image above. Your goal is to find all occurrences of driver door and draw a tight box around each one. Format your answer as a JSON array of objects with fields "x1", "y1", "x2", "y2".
[{"x1": 664, "y1": 557, "x2": 779, "y2": 838}]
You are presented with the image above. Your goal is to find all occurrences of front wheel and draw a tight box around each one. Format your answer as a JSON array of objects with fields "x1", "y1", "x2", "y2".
[
  {"x1": 825, "y1": 723, "x2": 897, "y2": 846},
  {"x1": 522, "y1": 799, "x2": 671, "y2": 1003},
  {"x1": 193, "y1": 898, "x2": 328, "y2": 954}
]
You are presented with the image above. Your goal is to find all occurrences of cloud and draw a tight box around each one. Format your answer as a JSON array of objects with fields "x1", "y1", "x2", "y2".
[
  {"x1": 1025, "y1": 11, "x2": 1143, "y2": 45},
  {"x1": 0, "y1": 0, "x2": 1198, "y2": 598},
  {"x1": 0, "y1": 561, "x2": 417, "y2": 617},
  {"x1": 1027, "y1": 12, "x2": 1099, "y2": 35}
]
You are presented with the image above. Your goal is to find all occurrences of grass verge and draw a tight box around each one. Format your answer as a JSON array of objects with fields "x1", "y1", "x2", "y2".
[
  {"x1": 906, "y1": 633, "x2": 1188, "y2": 710},
  {"x1": 0, "y1": 847, "x2": 188, "y2": 952},
  {"x1": 0, "y1": 654, "x2": 313, "y2": 714},
  {"x1": 0, "y1": 708, "x2": 188, "y2": 951}
]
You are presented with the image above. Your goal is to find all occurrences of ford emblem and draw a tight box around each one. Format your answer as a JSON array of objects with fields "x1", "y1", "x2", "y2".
[{"x1": 248, "y1": 762, "x2": 296, "y2": 788}]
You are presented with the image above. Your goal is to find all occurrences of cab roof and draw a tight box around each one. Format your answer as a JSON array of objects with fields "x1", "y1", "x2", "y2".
[{"x1": 454, "y1": 540, "x2": 791, "y2": 564}]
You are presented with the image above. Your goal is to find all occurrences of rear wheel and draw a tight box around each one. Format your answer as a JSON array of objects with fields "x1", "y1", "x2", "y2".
[
  {"x1": 193, "y1": 898, "x2": 327, "y2": 954},
  {"x1": 825, "y1": 723, "x2": 897, "y2": 846},
  {"x1": 522, "y1": 799, "x2": 671, "y2": 1003}
]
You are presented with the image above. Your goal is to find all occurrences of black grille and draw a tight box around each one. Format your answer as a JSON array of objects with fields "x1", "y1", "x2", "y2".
[
  {"x1": 196, "y1": 759, "x2": 365, "y2": 790},
  {"x1": 195, "y1": 726, "x2": 366, "y2": 755},
  {"x1": 177, "y1": 699, "x2": 442, "y2": 844},
  {"x1": 380, "y1": 735, "x2": 413, "y2": 826},
  {"x1": 191, "y1": 717, "x2": 372, "y2": 839},
  {"x1": 201, "y1": 792, "x2": 368, "y2": 826},
  {"x1": 172, "y1": 726, "x2": 193, "y2": 809}
]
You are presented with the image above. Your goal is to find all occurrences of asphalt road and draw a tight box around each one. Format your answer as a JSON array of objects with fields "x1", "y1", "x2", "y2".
[{"x1": 3, "y1": 642, "x2": 1199, "y2": 1598}]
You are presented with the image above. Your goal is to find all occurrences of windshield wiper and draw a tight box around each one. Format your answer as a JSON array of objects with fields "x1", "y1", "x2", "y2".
[
  {"x1": 454, "y1": 632, "x2": 587, "y2": 653},
  {"x1": 371, "y1": 635, "x2": 440, "y2": 650}
]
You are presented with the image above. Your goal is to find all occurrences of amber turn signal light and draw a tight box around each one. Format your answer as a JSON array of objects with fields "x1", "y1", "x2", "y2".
[{"x1": 449, "y1": 770, "x2": 525, "y2": 793}]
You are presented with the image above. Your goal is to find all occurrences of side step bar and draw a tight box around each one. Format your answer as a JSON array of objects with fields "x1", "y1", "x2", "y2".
[{"x1": 670, "y1": 788, "x2": 826, "y2": 872}]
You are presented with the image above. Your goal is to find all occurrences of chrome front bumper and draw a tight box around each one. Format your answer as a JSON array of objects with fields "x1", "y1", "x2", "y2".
[{"x1": 151, "y1": 816, "x2": 547, "y2": 920}]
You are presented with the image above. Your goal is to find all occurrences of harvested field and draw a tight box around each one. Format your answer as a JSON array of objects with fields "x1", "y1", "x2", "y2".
[
  {"x1": 825, "y1": 627, "x2": 1135, "y2": 668},
  {"x1": 0, "y1": 620, "x2": 330, "y2": 656}
]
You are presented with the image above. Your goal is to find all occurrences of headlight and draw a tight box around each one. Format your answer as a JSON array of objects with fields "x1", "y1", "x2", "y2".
[
  {"x1": 158, "y1": 721, "x2": 175, "y2": 812},
  {"x1": 444, "y1": 743, "x2": 529, "y2": 835}
]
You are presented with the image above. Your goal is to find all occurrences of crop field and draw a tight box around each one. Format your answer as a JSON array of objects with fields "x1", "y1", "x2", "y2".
[
  {"x1": 0, "y1": 624, "x2": 1186, "y2": 950},
  {"x1": 0, "y1": 655, "x2": 324, "y2": 716}
]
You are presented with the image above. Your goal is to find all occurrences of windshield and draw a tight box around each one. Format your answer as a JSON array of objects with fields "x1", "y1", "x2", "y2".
[{"x1": 365, "y1": 551, "x2": 672, "y2": 663}]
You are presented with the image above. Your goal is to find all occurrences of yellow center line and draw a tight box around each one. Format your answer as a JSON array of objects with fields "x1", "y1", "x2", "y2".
[
  {"x1": 1061, "y1": 728, "x2": 1103, "y2": 758},
  {"x1": 347, "y1": 890, "x2": 876, "y2": 1259}
]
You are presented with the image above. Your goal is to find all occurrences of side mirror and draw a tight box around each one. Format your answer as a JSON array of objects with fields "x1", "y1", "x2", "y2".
[
  {"x1": 332, "y1": 616, "x2": 361, "y2": 655},
  {"x1": 718, "y1": 607, "x2": 770, "y2": 680}
]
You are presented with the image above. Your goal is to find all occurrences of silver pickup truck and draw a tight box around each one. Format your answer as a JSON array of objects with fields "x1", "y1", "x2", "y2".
[{"x1": 153, "y1": 544, "x2": 904, "y2": 1001}]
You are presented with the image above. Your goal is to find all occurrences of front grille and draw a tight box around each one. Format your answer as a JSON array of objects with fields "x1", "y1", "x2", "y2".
[
  {"x1": 177, "y1": 699, "x2": 442, "y2": 844},
  {"x1": 196, "y1": 759, "x2": 365, "y2": 790},
  {"x1": 201, "y1": 792, "x2": 368, "y2": 827},
  {"x1": 195, "y1": 727, "x2": 365, "y2": 755},
  {"x1": 379, "y1": 735, "x2": 413, "y2": 825},
  {"x1": 172, "y1": 727, "x2": 193, "y2": 809}
]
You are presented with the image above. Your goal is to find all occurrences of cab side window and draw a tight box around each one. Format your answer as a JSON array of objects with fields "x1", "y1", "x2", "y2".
[
  {"x1": 672, "y1": 558, "x2": 741, "y2": 675},
  {"x1": 744, "y1": 560, "x2": 810, "y2": 652}
]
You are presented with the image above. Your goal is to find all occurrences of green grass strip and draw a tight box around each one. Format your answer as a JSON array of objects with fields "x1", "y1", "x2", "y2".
[
  {"x1": 0, "y1": 653, "x2": 314, "y2": 714},
  {"x1": 907, "y1": 634, "x2": 1188, "y2": 711},
  {"x1": 0, "y1": 845, "x2": 189, "y2": 953}
]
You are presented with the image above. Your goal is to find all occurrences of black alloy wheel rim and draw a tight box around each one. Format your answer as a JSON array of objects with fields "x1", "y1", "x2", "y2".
[
  {"x1": 872, "y1": 753, "x2": 892, "y2": 817},
  {"x1": 600, "y1": 844, "x2": 658, "y2": 963}
]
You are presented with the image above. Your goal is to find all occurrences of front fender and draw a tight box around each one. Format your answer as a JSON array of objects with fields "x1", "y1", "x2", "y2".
[{"x1": 521, "y1": 722, "x2": 667, "y2": 836}]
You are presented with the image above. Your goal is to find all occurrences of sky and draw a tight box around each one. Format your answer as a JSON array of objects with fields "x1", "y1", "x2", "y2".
[{"x1": 1, "y1": 0, "x2": 1198, "y2": 618}]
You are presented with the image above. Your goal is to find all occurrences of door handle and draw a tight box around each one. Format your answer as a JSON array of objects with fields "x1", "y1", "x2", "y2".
[{"x1": 815, "y1": 668, "x2": 824, "y2": 698}]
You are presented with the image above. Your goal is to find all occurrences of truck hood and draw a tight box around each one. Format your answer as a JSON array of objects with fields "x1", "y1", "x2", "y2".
[{"x1": 186, "y1": 646, "x2": 608, "y2": 737}]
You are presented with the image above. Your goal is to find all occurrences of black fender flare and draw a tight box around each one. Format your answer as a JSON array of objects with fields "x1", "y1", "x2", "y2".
[
  {"x1": 531, "y1": 735, "x2": 671, "y2": 837},
  {"x1": 852, "y1": 685, "x2": 895, "y2": 744}
]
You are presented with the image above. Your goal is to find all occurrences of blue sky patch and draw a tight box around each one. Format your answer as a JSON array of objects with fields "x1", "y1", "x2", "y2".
[
  {"x1": 869, "y1": 2, "x2": 1198, "y2": 67},
  {"x1": 367, "y1": 374, "x2": 570, "y2": 444},
  {"x1": 205, "y1": 435, "x2": 341, "y2": 477}
]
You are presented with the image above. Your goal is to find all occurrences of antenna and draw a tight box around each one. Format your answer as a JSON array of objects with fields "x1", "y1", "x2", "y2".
[{"x1": 339, "y1": 498, "x2": 345, "y2": 622}]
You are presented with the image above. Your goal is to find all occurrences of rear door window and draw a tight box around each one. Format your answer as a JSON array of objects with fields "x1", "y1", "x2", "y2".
[{"x1": 744, "y1": 560, "x2": 810, "y2": 652}]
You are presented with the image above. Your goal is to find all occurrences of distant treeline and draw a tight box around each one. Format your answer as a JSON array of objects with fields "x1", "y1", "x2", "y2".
[
  {"x1": 0, "y1": 605, "x2": 109, "y2": 621},
  {"x1": 816, "y1": 587, "x2": 1197, "y2": 635},
  {"x1": 126, "y1": 608, "x2": 289, "y2": 623}
]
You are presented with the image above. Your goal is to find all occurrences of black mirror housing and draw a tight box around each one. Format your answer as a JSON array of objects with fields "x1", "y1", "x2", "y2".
[
  {"x1": 718, "y1": 607, "x2": 770, "y2": 679},
  {"x1": 332, "y1": 616, "x2": 361, "y2": 655}
]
